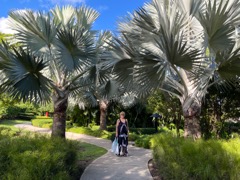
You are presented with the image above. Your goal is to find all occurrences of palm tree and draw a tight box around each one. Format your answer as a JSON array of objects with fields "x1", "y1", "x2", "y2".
[
  {"x1": 0, "y1": 6, "x2": 105, "y2": 138},
  {"x1": 105, "y1": 0, "x2": 240, "y2": 139},
  {"x1": 75, "y1": 35, "x2": 136, "y2": 130},
  {"x1": 71, "y1": 31, "x2": 120, "y2": 130}
]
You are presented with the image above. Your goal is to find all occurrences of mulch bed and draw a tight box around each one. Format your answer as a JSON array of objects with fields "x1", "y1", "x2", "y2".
[{"x1": 148, "y1": 159, "x2": 162, "y2": 180}]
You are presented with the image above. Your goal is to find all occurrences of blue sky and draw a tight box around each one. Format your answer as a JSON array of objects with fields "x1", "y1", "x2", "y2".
[{"x1": 0, "y1": 0, "x2": 149, "y2": 33}]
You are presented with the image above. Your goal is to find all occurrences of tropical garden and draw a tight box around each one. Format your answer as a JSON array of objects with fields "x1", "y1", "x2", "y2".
[{"x1": 0, "y1": 0, "x2": 240, "y2": 179}]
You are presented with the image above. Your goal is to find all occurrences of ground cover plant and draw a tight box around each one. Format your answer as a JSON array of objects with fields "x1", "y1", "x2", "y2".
[
  {"x1": 151, "y1": 134, "x2": 240, "y2": 180},
  {"x1": 0, "y1": 123, "x2": 106, "y2": 180}
]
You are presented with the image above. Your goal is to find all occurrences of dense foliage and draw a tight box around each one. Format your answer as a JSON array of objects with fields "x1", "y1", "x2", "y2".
[
  {"x1": 147, "y1": 90, "x2": 184, "y2": 135},
  {"x1": 0, "y1": 94, "x2": 36, "y2": 120},
  {"x1": 151, "y1": 134, "x2": 240, "y2": 180},
  {"x1": 0, "y1": 129, "x2": 80, "y2": 179},
  {"x1": 201, "y1": 86, "x2": 240, "y2": 139},
  {"x1": 31, "y1": 117, "x2": 157, "y2": 142}
]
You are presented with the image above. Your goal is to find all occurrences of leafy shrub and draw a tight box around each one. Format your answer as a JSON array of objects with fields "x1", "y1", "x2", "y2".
[
  {"x1": 135, "y1": 135, "x2": 152, "y2": 149},
  {"x1": 0, "y1": 132, "x2": 80, "y2": 179},
  {"x1": 67, "y1": 127, "x2": 114, "y2": 140},
  {"x1": 151, "y1": 134, "x2": 240, "y2": 180},
  {"x1": 107, "y1": 125, "x2": 115, "y2": 132},
  {"x1": 31, "y1": 118, "x2": 155, "y2": 143},
  {"x1": 0, "y1": 106, "x2": 27, "y2": 119},
  {"x1": 31, "y1": 118, "x2": 53, "y2": 128},
  {"x1": 108, "y1": 126, "x2": 157, "y2": 135},
  {"x1": 130, "y1": 128, "x2": 156, "y2": 135},
  {"x1": 32, "y1": 118, "x2": 73, "y2": 130},
  {"x1": 0, "y1": 127, "x2": 18, "y2": 137},
  {"x1": 34, "y1": 116, "x2": 51, "y2": 119}
]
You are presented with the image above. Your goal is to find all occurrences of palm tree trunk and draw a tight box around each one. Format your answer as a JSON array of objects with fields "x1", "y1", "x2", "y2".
[
  {"x1": 99, "y1": 100, "x2": 108, "y2": 130},
  {"x1": 182, "y1": 102, "x2": 202, "y2": 139},
  {"x1": 52, "y1": 91, "x2": 68, "y2": 138}
]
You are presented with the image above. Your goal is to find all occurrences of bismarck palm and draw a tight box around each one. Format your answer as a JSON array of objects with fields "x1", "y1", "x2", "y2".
[
  {"x1": 107, "y1": 0, "x2": 240, "y2": 139},
  {"x1": 0, "y1": 6, "x2": 101, "y2": 138}
]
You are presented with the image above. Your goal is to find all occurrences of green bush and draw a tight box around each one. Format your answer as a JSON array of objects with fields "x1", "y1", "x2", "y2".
[
  {"x1": 107, "y1": 126, "x2": 156, "y2": 135},
  {"x1": 31, "y1": 118, "x2": 53, "y2": 128},
  {"x1": 32, "y1": 118, "x2": 72, "y2": 130},
  {"x1": 67, "y1": 127, "x2": 114, "y2": 140},
  {"x1": 135, "y1": 135, "x2": 152, "y2": 149},
  {"x1": 151, "y1": 134, "x2": 240, "y2": 180},
  {"x1": 0, "y1": 106, "x2": 26, "y2": 119},
  {"x1": 0, "y1": 127, "x2": 18, "y2": 137},
  {"x1": 0, "y1": 132, "x2": 80, "y2": 179},
  {"x1": 107, "y1": 125, "x2": 115, "y2": 132},
  {"x1": 130, "y1": 128, "x2": 156, "y2": 135},
  {"x1": 31, "y1": 118, "x2": 155, "y2": 143}
]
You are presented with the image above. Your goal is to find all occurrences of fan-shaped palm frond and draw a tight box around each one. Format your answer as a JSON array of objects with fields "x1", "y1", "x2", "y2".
[
  {"x1": 51, "y1": 6, "x2": 75, "y2": 26},
  {"x1": 177, "y1": 0, "x2": 204, "y2": 17},
  {"x1": 9, "y1": 10, "x2": 57, "y2": 53},
  {"x1": 75, "y1": 6, "x2": 100, "y2": 30},
  {"x1": 217, "y1": 48, "x2": 240, "y2": 80},
  {"x1": 107, "y1": 0, "x2": 203, "y2": 98},
  {"x1": 197, "y1": 0, "x2": 240, "y2": 53},
  {"x1": 56, "y1": 26, "x2": 95, "y2": 72},
  {"x1": 0, "y1": 43, "x2": 52, "y2": 102}
]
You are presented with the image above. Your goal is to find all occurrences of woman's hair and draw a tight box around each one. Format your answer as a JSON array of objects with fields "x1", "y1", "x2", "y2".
[{"x1": 119, "y1": 111, "x2": 125, "y2": 117}]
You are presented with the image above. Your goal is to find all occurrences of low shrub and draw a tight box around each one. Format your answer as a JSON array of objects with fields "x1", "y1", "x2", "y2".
[
  {"x1": 67, "y1": 127, "x2": 114, "y2": 140},
  {"x1": 31, "y1": 118, "x2": 53, "y2": 128},
  {"x1": 107, "y1": 125, "x2": 115, "y2": 132},
  {"x1": 107, "y1": 126, "x2": 156, "y2": 135},
  {"x1": 34, "y1": 116, "x2": 52, "y2": 119},
  {"x1": 0, "y1": 106, "x2": 26, "y2": 119},
  {"x1": 151, "y1": 134, "x2": 240, "y2": 180},
  {"x1": 128, "y1": 132, "x2": 139, "y2": 141},
  {"x1": 0, "y1": 132, "x2": 80, "y2": 179},
  {"x1": 0, "y1": 127, "x2": 18, "y2": 137},
  {"x1": 130, "y1": 128, "x2": 156, "y2": 135},
  {"x1": 135, "y1": 135, "x2": 152, "y2": 149},
  {"x1": 30, "y1": 118, "x2": 154, "y2": 143}
]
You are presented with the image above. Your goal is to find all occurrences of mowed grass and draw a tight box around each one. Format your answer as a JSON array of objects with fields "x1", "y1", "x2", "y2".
[
  {"x1": 77, "y1": 142, "x2": 107, "y2": 161},
  {"x1": 31, "y1": 118, "x2": 53, "y2": 129},
  {"x1": 0, "y1": 119, "x2": 30, "y2": 131}
]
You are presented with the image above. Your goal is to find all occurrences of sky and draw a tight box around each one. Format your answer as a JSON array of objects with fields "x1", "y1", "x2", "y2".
[{"x1": 0, "y1": 0, "x2": 149, "y2": 34}]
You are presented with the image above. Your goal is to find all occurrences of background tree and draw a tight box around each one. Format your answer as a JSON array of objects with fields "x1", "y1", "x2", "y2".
[
  {"x1": 71, "y1": 31, "x2": 130, "y2": 130},
  {"x1": 106, "y1": 0, "x2": 240, "y2": 139},
  {"x1": 0, "y1": 6, "x2": 104, "y2": 138},
  {"x1": 147, "y1": 90, "x2": 183, "y2": 136},
  {"x1": 201, "y1": 82, "x2": 240, "y2": 138}
]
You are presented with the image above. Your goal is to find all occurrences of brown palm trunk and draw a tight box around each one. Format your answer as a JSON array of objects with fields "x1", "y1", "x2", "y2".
[
  {"x1": 52, "y1": 91, "x2": 68, "y2": 138},
  {"x1": 182, "y1": 102, "x2": 202, "y2": 139},
  {"x1": 99, "y1": 100, "x2": 108, "y2": 130},
  {"x1": 183, "y1": 116, "x2": 201, "y2": 139}
]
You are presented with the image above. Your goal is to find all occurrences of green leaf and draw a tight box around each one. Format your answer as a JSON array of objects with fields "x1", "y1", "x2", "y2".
[
  {"x1": 197, "y1": 0, "x2": 240, "y2": 52},
  {"x1": 0, "y1": 43, "x2": 52, "y2": 102}
]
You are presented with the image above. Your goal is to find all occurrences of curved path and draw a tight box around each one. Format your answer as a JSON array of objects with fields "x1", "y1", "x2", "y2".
[{"x1": 15, "y1": 123, "x2": 153, "y2": 180}]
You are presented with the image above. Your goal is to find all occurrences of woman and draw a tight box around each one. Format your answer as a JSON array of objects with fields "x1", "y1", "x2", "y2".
[{"x1": 116, "y1": 111, "x2": 129, "y2": 156}]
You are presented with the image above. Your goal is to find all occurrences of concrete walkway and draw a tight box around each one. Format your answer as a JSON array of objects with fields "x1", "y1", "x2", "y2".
[{"x1": 15, "y1": 123, "x2": 153, "y2": 180}]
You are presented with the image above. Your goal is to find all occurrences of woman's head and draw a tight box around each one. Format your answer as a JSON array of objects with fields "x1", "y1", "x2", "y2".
[{"x1": 120, "y1": 111, "x2": 125, "y2": 118}]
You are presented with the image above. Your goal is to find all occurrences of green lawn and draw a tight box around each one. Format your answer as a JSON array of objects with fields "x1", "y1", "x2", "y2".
[
  {"x1": 78, "y1": 142, "x2": 107, "y2": 161},
  {"x1": 0, "y1": 119, "x2": 30, "y2": 131}
]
